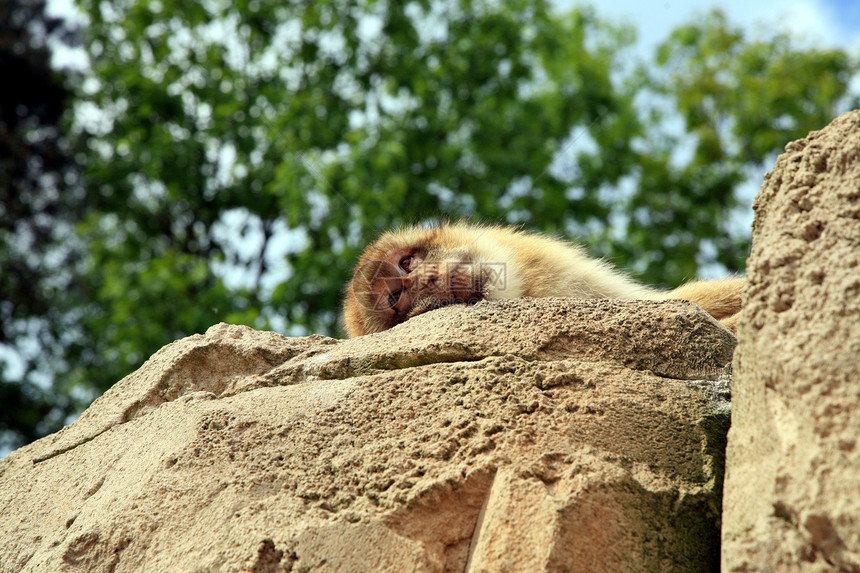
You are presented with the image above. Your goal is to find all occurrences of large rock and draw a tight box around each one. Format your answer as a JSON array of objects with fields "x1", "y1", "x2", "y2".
[
  {"x1": 722, "y1": 111, "x2": 860, "y2": 571},
  {"x1": 0, "y1": 298, "x2": 735, "y2": 572}
]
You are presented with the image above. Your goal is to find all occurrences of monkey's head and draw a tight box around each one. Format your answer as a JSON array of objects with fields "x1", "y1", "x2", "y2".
[{"x1": 342, "y1": 222, "x2": 497, "y2": 337}]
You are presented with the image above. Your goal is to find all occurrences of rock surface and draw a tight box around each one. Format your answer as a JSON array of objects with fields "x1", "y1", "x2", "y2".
[
  {"x1": 722, "y1": 110, "x2": 860, "y2": 572},
  {"x1": 0, "y1": 298, "x2": 734, "y2": 573}
]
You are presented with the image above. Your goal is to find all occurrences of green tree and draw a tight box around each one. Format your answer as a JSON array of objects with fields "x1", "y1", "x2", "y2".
[
  {"x1": 0, "y1": 0, "x2": 82, "y2": 449},
  {"x1": 606, "y1": 10, "x2": 857, "y2": 285}
]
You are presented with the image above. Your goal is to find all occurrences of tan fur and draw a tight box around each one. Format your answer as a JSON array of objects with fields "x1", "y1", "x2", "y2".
[
  {"x1": 343, "y1": 221, "x2": 744, "y2": 337},
  {"x1": 662, "y1": 278, "x2": 745, "y2": 321}
]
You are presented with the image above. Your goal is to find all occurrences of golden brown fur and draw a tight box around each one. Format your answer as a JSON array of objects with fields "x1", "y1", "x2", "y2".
[{"x1": 342, "y1": 221, "x2": 744, "y2": 337}]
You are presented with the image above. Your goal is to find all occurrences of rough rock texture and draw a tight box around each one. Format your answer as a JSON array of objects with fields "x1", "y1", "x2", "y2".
[
  {"x1": 723, "y1": 110, "x2": 860, "y2": 572},
  {"x1": 0, "y1": 298, "x2": 735, "y2": 573}
]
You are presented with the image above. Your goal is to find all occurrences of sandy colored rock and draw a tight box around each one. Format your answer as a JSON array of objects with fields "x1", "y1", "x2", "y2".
[
  {"x1": 0, "y1": 298, "x2": 734, "y2": 572},
  {"x1": 722, "y1": 110, "x2": 860, "y2": 572}
]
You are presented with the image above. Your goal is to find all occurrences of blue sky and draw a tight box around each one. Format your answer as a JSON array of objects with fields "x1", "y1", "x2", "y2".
[
  {"x1": 572, "y1": 0, "x2": 860, "y2": 52},
  {"x1": 826, "y1": 0, "x2": 860, "y2": 38}
]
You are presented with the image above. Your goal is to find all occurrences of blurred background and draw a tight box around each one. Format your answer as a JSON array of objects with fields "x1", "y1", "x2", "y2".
[{"x1": 1, "y1": 0, "x2": 858, "y2": 453}]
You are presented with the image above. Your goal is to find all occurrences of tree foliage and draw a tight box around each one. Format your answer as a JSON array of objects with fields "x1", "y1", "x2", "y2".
[
  {"x1": 611, "y1": 10, "x2": 857, "y2": 284},
  {"x1": 2, "y1": 1, "x2": 857, "y2": 450},
  {"x1": 0, "y1": 0, "x2": 81, "y2": 449}
]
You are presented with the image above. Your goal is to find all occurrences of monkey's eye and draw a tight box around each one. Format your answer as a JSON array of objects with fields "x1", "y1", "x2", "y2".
[
  {"x1": 388, "y1": 287, "x2": 405, "y2": 309},
  {"x1": 399, "y1": 256, "x2": 413, "y2": 272}
]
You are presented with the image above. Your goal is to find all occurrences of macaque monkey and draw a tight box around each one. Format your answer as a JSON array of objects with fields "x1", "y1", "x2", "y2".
[{"x1": 342, "y1": 221, "x2": 744, "y2": 337}]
